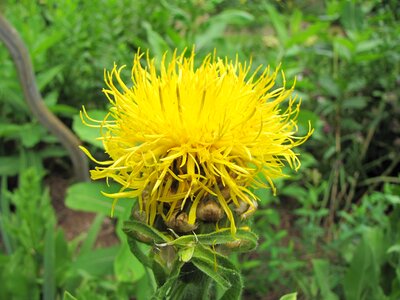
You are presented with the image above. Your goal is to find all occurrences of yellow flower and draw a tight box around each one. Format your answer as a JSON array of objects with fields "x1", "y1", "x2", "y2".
[{"x1": 81, "y1": 49, "x2": 312, "y2": 233}]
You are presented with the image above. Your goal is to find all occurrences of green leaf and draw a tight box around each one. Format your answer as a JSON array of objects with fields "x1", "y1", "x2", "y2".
[
  {"x1": 153, "y1": 260, "x2": 185, "y2": 300},
  {"x1": 318, "y1": 76, "x2": 341, "y2": 98},
  {"x1": 192, "y1": 245, "x2": 243, "y2": 300},
  {"x1": 179, "y1": 246, "x2": 195, "y2": 263},
  {"x1": 191, "y1": 257, "x2": 231, "y2": 289},
  {"x1": 342, "y1": 96, "x2": 367, "y2": 110},
  {"x1": 123, "y1": 219, "x2": 171, "y2": 244},
  {"x1": 0, "y1": 176, "x2": 13, "y2": 254},
  {"x1": 333, "y1": 37, "x2": 355, "y2": 61},
  {"x1": 72, "y1": 109, "x2": 107, "y2": 148},
  {"x1": 43, "y1": 223, "x2": 56, "y2": 300},
  {"x1": 340, "y1": 1, "x2": 364, "y2": 33},
  {"x1": 343, "y1": 227, "x2": 385, "y2": 300},
  {"x1": 32, "y1": 30, "x2": 64, "y2": 56},
  {"x1": 296, "y1": 109, "x2": 319, "y2": 136},
  {"x1": 264, "y1": 3, "x2": 288, "y2": 44},
  {"x1": 0, "y1": 156, "x2": 20, "y2": 176},
  {"x1": 126, "y1": 235, "x2": 153, "y2": 268},
  {"x1": 0, "y1": 123, "x2": 22, "y2": 137},
  {"x1": 65, "y1": 182, "x2": 134, "y2": 217},
  {"x1": 114, "y1": 240, "x2": 146, "y2": 282},
  {"x1": 142, "y1": 21, "x2": 171, "y2": 61},
  {"x1": 63, "y1": 291, "x2": 78, "y2": 300},
  {"x1": 79, "y1": 213, "x2": 105, "y2": 255},
  {"x1": 210, "y1": 9, "x2": 254, "y2": 26},
  {"x1": 170, "y1": 228, "x2": 258, "y2": 252},
  {"x1": 195, "y1": 10, "x2": 254, "y2": 49},
  {"x1": 20, "y1": 123, "x2": 46, "y2": 147},
  {"x1": 279, "y1": 292, "x2": 297, "y2": 300},
  {"x1": 387, "y1": 244, "x2": 400, "y2": 254},
  {"x1": 312, "y1": 259, "x2": 338, "y2": 300},
  {"x1": 37, "y1": 65, "x2": 64, "y2": 91},
  {"x1": 71, "y1": 245, "x2": 119, "y2": 277}
]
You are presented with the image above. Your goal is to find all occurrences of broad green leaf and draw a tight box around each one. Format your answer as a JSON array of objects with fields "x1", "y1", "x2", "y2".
[
  {"x1": 79, "y1": 213, "x2": 105, "y2": 255},
  {"x1": 312, "y1": 259, "x2": 338, "y2": 300},
  {"x1": 340, "y1": 1, "x2": 364, "y2": 33},
  {"x1": 210, "y1": 9, "x2": 254, "y2": 25},
  {"x1": 293, "y1": 108, "x2": 320, "y2": 137},
  {"x1": 49, "y1": 104, "x2": 78, "y2": 117},
  {"x1": 72, "y1": 109, "x2": 107, "y2": 148},
  {"x1": 356, "y1": 39, "x2": 382, "y2": 54},
  {"x1": 71, "y1": 246, "x2": 119, "y2": 277},
  {"x1": 387, "y1": 244, "x2": 400, "y2": 254},
  {"x1": 32, "y1": 30, "x2": 64, "y2": 56},
  {"x1": 343, "y1": 227, "x2": 385, "y2": 300},
  {"x1": 126, "y1": 236, "x2": 153, "y2": 268},
  {"x1": 195, "y1": 10, "x2": 253, "y2": 49},
  {"x1": 114, "y1": 241, "x2": 146, "y2": 282},
  {"x1": 65, "y1": 182, "x2": 134, "y2": 217},
  {"x1": 279, "y1": 293, "x2": 297, "y2": 300},
  {"x1": 0, "y1": 123, "x2": 22, "y2": 136},
  {"x1": 20, "y1": 123, "x2": 46, "y2": 148},
  {"x1": 318, "y1": 76, "x2": 341, "y2": 98}
]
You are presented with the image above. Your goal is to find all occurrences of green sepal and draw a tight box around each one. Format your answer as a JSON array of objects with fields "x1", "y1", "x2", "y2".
[
  {"x1": 123, "y1": 219, "x2": 171, "y2": 244},
  {"x1": 152, "y1": 260, "x2": 185, "y2": 300},
  {"x1": 126, "y1": 235, "x2": 152, "y2": 268},
  {"x1": 170, "y1": 228, "x2": 258, "y2": 252},
  {"x1": 151, "y1": 245, "x2": 177, "y2": 286},
  {"x1": 179, "y1": 246, "x2": 195, "y2": 262},
  {"x1": 192, "y1": 244, "x2": 243, "y2": 300}
]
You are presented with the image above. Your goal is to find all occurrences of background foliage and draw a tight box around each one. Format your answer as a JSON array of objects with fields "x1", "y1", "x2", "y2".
[{"x1": 0, "y1": 0, "x2": 399, "y2": 299}]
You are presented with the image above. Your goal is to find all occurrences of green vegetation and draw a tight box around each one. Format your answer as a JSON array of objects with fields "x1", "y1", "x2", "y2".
[{"x1": 1, "y1": 0, "x2": 399, "y2": 299}]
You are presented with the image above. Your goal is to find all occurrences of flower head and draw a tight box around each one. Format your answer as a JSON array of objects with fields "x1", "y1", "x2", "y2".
[{"x1": 81, "y1": 49, "x2": 312, "y2": 233}]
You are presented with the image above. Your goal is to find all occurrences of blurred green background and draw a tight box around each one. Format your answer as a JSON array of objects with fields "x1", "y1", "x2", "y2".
[{"x1": 0, "y1": 0, "x2": 399, "y2": 299}]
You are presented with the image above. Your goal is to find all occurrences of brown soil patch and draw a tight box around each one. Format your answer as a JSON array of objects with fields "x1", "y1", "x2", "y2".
[{"x1": 46, "y1": 175, "x2": 119, "y2": 247}]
